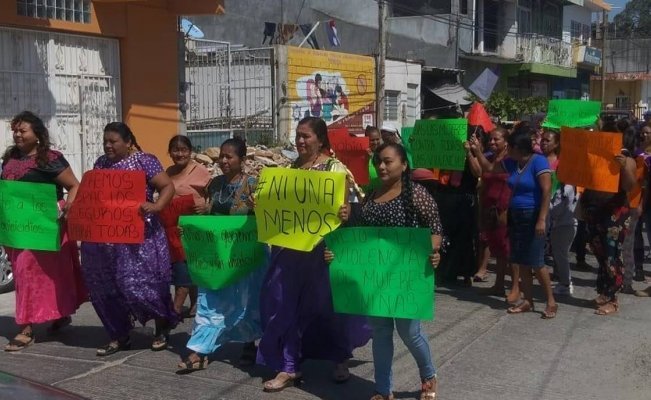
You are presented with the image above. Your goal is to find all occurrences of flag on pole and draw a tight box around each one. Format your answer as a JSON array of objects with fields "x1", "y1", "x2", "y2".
[{"x1": 325, "y1": 20, "x2": 341, "y2": 47}]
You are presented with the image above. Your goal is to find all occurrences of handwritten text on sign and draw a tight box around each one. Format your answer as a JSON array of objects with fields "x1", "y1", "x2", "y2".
[
  {"x1": 411, "y1": 119, "x2": 468, "y2": 170},
  {"x1": 328, "y1": 128, "x2": 370, "y2": 185},
  {"x1": 325, "y1": 227, "x2": 435, "y2": 320},
  {"x1": 254, "y1": 168, "x2": 346, "y2": 251},
  {"x1": 0, "y1": 181, "x2": 60, "y2": 251},
  {"x1": 180, "y1": 215, "x2": 267, "y2": 290},
  {"x1": 557, "y1": 127, "x2": 622, "y2": 193},
  {"x1": 67, "y1": 170, "x2": 146, "y2": 243}
]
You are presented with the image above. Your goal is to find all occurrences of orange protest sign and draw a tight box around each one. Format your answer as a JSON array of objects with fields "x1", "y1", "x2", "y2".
[
  {"x1": 67, "y1": 170, "x2": 146, "y2": 243},
  {"x1": 328, "y1": 128, "x2": 371, "y2": 185},
  {"x1": 628, "y1": 157, "x2": 646, "y2": 209},
  {"x1": 557, "y1": 128, "x2": 622, "y2": 193}
]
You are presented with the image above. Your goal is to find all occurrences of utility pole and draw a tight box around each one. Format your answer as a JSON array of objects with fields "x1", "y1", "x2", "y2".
[
  {"x1": 377, "y1": 0, "x2": 388, "y2": 129},
  {"x1": 600, "y1": 9, "x2": 608, "y2": 107}
]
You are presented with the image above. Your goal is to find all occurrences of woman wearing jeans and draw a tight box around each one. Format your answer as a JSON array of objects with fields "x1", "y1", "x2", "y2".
[
  {"x1": 329, "y1": 142, "x2": 442, "y2": 400},
  {"x1": 472, "y1": 126, "x2": 557, "y2": 318}
]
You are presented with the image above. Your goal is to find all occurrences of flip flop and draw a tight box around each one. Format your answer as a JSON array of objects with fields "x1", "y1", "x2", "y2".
[
  {"x1": 4, "y1": 333, "x2": 34, "y2": 352},
  {"x1": 595, "y1": 302, "x2": 618, "y2": 316},
  {"x1": 541, "y1": 304, "x2": 558, "y2": 319},
  {"x1": 263, "y1": 372, "x2": 301, "y2": 392},
  {"x1": 177, "y1": 355, "x2": 209, "y2": 374},
  {"x1": 507, "y1": 300, "x2": 533, "y2": 314},
  {"x1": 473, "y1": 274, "x2": 489, "y2": 283}
]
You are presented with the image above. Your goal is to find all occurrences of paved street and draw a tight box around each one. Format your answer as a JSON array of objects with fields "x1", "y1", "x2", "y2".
[{"x1": 2, "y1": 256, "x2": 651, "y2": 400}]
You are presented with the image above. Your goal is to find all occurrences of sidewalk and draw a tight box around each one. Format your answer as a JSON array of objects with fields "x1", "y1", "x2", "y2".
[{"x1": 1, "y1": 258, "x2": 651, "y2": 400}]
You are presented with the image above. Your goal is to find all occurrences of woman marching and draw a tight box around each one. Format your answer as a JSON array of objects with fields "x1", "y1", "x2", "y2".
[
  {"x1": 2, "y1": 111, "x2": 86, "y2": 351},
  {"x1": 164, "y1": 135, "x2": 212, "y2": 317},
  {"x1": 177, "y1": 137, "x2": 268, "y2": 373},
  {"x1": 257, "y1": 116, "x2": 371, "y2": 392},
  {"x1": 329, "y1": 142, "x2": 442, "y2": 400},
  {"x1": 471, "y1": 126, "x2": 558, "y2": 318},
  {"x1": 81, "y1": 122, "x2": 179, "y2": 355}
]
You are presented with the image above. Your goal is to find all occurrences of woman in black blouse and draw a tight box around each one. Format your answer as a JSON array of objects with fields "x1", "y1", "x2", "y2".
[{"x1": 331, "y1": 143, "x2": 442, "y2": 400}]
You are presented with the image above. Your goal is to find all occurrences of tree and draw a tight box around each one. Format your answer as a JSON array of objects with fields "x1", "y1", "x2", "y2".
[{"x1": 613, "y1": 0, "x2": 651, "y2": 38}]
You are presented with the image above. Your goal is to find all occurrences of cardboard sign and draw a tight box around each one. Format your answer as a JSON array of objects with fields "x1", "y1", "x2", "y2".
[
  {"x1": 557, "y1": 128, "x2": 622, "y2": 193},
  {"x1": 254, "y1": 167, "x2": 346, "y2": 251},
  {"x1": 67, "y1": 170, "x2": 146, "y2": 243},
  {"x1": 160, "y1": 194, "x2": 196, "y2": 262},
  {"x1": 180, "y1": 215, "x2": 267, "y2": 290},
  {"x1": 0, "y1": 181, "x2": 60, "y2": 251},
  {"x1": 411, "y1": 119, "x2": 468, "y2": 170},
  {"x1": 543, "y1": 100, "x2": 601, "y2": 129},
  {"x1": 325, "y1": 227, "x2": 435, "y2": 320},
  {"x1": 628, "y1": 157, "x2": 646, "y2": 209},
  {"x1": 401, "y1": 126, "x2": 415, "y2": 166},
  {"x1": 328, "y1": 128, "x2": 370, "y2": 185}
]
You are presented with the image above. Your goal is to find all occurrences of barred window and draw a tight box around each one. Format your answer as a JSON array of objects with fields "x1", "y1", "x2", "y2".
[
  {"x1": 384, "y1": 90, "x2": 400, "y2": 121},
  {"x1": 17, "y1": 0, "x2": 91, "y2": 24}
]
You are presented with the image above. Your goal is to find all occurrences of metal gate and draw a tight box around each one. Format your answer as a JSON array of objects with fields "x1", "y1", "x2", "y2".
[
  {"x1": 183, "y1": 39, "x2": 275, "y2": 150},
  {"x1": 0, "y1": 27, "x2": 121, "y2": 178}
]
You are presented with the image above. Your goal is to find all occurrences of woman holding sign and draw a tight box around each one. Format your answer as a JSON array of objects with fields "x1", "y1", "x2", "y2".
[
  {"x1": 257, "y1": 117, "x2": 371, "y2": 392},
  {"x1": 470, "y1": 126, "x2": 558, "y2": 319},
  {"x1": 177, "y1": 137, "x2": 267, "y2": 373},
  {"x1": 329, "y1": 142, "x2": 442, "y2": 400},
  {"x1": 2, "y1": 111, "x2": 86, "y2": 352},
  {"x1": 165, "y1": 135, "x2": 212, "y2": 317},
  {"x1": 81, "y1": 122, "x2": 179, "y2": 355}
]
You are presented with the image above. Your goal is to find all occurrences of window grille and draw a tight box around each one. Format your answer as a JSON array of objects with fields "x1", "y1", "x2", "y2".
[{"x1": 17, "y1": 0, "x2": 91, "y2": 24}]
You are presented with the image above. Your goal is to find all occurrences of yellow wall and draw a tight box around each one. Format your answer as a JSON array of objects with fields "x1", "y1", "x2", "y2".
[
  {"x1": 590, "y1": 79, "x2": 642, "y2": 108},
  {"x1": 0, "y1": 0, "x2": 224, "y2": 165}
]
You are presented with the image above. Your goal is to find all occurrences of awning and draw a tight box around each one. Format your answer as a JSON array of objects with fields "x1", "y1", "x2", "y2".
[
  {"x1": 564, "y1": 0, "x2": 584, "y2": 6},
  {"x1": 426, "y1": 84, "x2": 473, "y2": 105}
]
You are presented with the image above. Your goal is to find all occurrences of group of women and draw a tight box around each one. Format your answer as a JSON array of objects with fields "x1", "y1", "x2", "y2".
[{"x1": 2, "y1": 112, "x2": 441, "y2": 400}]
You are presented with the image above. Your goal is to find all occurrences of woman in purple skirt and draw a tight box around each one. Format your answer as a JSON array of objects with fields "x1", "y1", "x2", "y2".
[
  {"x1": 80, "y1": 122, "x2": 179, "y2": 356},
  {"x1": 257, "y1": 117, "x2": 371, "y2": 392}
]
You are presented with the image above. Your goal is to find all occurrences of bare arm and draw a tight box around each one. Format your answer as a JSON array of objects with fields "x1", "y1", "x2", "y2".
[
  {"x1": 618, "y1": 156, "x2": 637, "y2": 192},
  {"x1": 53, "y1": 167, "x2": 80, "y2": 216},
  {"x1": 464, "y1": 142, "x2": 482, "y2": 178},
  {"x1": 535, "y1": 172, "x2": 552, "y2": 236},
  {"x1": 141, "y1": 172, "x2": 176, "y2": 213}
]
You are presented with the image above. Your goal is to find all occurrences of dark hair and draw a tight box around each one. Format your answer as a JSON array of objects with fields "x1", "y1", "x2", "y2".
[
  {"x1": 365, "y1": 125, "x2": 380, "y2": 136},
  {"x1": 104, "y1": 122, "x2": 142, "y2": 151},
  {"x1": 507, "y1": 130, "x2": 534, "y2": 154},
  {"x1": 601, "y1": 116, "x2": 618, "y2": 133},
  {"x1": 168, "y1": 135, "x2": 193, "y2": 153},
  {"x1": 3, "y1": 111, "x2": 52, "y2": 168},
  {"x1": 623, "y1": 126, "x2": 638, "y2": 155},
  {"x1": 221, "y1": 137, "x2": 247, "y2": 159},
  {"x1": 372, "y1": 143, "x2": 418, "y2": 227},
  {"x1": 617, "y1": 117, "x2": 631, "y2": 133},
  {"x1": 543, "y1": 129, "x2": 560, "y2": 154},
  {"x1": 297, "y1": 116, "x2": 330, "y2": 150}
]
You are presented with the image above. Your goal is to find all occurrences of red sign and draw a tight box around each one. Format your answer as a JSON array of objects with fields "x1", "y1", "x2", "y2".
[
  {"x1": 67, "y1": 170, "x2": 146, "y2": 244},
  {"x1": 328, "y1": 128, "x2": 371, "y2": 185},
  {"x1": 159, "y1": 195, "x2": 196, "y2": 263}
]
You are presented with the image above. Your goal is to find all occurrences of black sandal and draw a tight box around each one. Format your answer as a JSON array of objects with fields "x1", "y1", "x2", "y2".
[
  {"x1": 4, "y1": 332, "x2": 34, "y2": 352},
  {"x1": 176, "y1": 354, "x2": 209, "y2": 374},
  {"x1": 96, "y1": 338, "x2": 131, "y2": 357},
  {"x1": 151, "y1": 333, "x2": 169, "y2": 351},
  {"x1": 47, "y1": 316, "x2": 72, "y2": 336}
]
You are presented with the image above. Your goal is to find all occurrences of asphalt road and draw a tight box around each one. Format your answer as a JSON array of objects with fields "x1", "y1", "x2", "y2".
[{"x1": 1, "y1": 255, "x2": 651, "y2": 400}]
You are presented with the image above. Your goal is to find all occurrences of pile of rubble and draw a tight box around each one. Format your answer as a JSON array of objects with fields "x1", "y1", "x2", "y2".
[{"x1": 193, "y1": 145, "x2": 297, "y2": 176}]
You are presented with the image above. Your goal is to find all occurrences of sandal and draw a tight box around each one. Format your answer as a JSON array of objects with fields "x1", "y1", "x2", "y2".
[
  {"x1": 177, "y1": 354, "x2": 209, "y2": 374},
  {"x1": 595, "y1": 301, "x2": 619, "y2": 316},
  {"x1": 96, "y1": 338, "x2": 131, "y2": 356},
  {"x1": 593, "y1": 295, "x2": 610, "y2": 306},
  {"x1": 473, "y1": 274, "x2": 489, "y2": 282},
  {"x1": 263, "y1": 371, "x2": 301, "y2": 392},
  {"x1": 332, "y1": 362, "x2": 350, "y2": 383},
  {"x1": 506, "y1": 290, "x2": 521, "y2": 305},
  {"x1": 541, "y1": 304, "x2": 558, "y2": 319},
  {"x1": 420, "y1": 377, "x2": 437, "y2": 399},
  {"x1": 47, "y1": 316, "x2": 72, "y2": 336},
  {"x1": 151, "y1": 334, "x2": 169, "y2": 352},
  {"x1": 507, "y1": 300, "x2": 533, "y2": 314},
  {"x1": 4, "y1": 332, "x2": 34, "y2": 352},
  {"x1": 238, "y1": 342, "x2": 257, "y2": 366}
]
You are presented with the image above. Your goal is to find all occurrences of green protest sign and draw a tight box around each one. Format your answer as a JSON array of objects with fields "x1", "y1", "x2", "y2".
[
  {"x1": 401, "y1": 126, "x2": 414, "y2": 166},
  {"x1": 411, "y1": 119, "x2": 468, "y2": 170},
  {"x1": 543, "y1": 100, "x2": 601, "y2": 129},
  {"x1": 180, "y1": 215, "x2": 267, "y2": 290},
  {"x1": 325, "y1": 227, "x2": 435, "y2": 320},
  {"x1": 0, "y1": 180, "x2": 60, "y2": 251}
]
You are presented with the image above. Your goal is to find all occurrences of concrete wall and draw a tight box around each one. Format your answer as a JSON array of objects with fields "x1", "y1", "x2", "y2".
[
  {"x1": 385, "y1": 59, "x2": 422, "y2": 129},
  {"x1": 562, "y1": 5, "x2": 592, "y2": 44},
  {"x1": 606, "y1": 39, "x2": 651, "y2": 74}
]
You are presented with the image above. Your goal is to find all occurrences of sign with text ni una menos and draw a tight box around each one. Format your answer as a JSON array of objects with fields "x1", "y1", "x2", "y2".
[
  {"x1": 411, "y1": 119, "x2": 468, "y2": 170},
  {"x1": 67, "y1": 170, "x2": 146, "y2": 244},
  {"x1": 254, "y1": 167, "x2": 346, "y2": 251},
  {"x1": 325, "y1": 227, "x2": 435, "y2": 320},
  {"x1": 0, "y1": 180, "x2": 60, "y2": 251}
]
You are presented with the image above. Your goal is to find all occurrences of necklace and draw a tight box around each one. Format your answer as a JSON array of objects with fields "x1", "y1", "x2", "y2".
[{"x1": 216, "y1": 174, "x2": 244, "y2": 205}]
